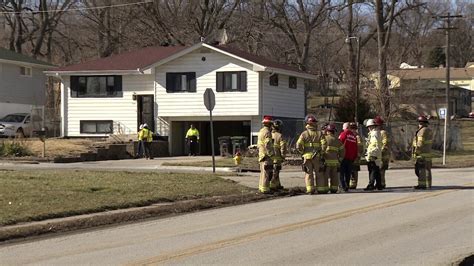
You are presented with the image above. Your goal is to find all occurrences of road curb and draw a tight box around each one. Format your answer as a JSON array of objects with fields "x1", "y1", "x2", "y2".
[{"x1": 0, "y1": 190, "x2": 302, "y2": 243}]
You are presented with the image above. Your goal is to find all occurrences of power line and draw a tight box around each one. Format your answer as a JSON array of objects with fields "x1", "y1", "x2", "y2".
[{"x1": 0, "y1": 0, "x2": 152, "y2": 15}]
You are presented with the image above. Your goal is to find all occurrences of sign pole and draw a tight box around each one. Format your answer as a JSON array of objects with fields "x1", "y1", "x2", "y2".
[
  {"x1": 204, "y1": 88, "x2": 216, "y2": 173},
  {"x1": 209, "y1": 108, "x2": 216, "y2": 173}
]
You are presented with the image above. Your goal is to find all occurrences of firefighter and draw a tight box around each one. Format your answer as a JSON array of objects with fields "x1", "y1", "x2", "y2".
[
  {"x1": 185, "y1": 124, "x2": 200, "y2": 156},
  {"x1": 271, "y1": 119, "x2": 287, "y2": 191},
  {"x1": 321, "y1": 124, "x2": 344, "y2": 193},
  {"x1": 296, "y1": 114, "x2": 323, "y2": 194},
  {"x1": 349, "y1": 122, "x2": 364, "y2": 189},
  {"x1": 257, "y1": 116, "x2": 275, "y2": 194},
  {"x1": 413, "y1": 115, "x2": 433, "y2": 189},
  {"x1": 364, "y1": 119, "x2": 383, "y2": 191},
  {"x1": 374, "y1": 116, "x2": 391, "y2": 189}
]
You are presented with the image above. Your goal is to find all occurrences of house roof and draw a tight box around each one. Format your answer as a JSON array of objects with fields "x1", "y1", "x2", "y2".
[
  {"x1": 53, "y1": 45, "x2": 188, "y2": 72},
  {"x1": 0, "y1": 47, "x2": 54, "y2": 67},
  {"x1": 48, "y1": 42, "x2": 314, "y2": 78},
  {"x1": 388, "y1": 68, "x2": 474, "y2": 80},
  {"x1": 210, "y1": 45, "x2": 305, "y2": 74}
]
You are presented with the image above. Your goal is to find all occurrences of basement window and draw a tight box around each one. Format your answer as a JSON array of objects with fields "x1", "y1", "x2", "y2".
[{"x1": 80, "y1": 120, "x2": 113, "y2": 134}]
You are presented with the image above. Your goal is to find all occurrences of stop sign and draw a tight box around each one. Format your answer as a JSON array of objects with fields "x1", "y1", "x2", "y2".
[{"x1": 203, "y1": 88, "x2": 216, "y2": 111}]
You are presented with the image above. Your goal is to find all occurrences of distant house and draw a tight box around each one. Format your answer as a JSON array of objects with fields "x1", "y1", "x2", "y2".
[
  {"x1": 0, "y1": 48, "x2": 54, "y2": 118},
  {"x1": 46, "y1": 42, "x2": 317, "y2": 156},
  {"x1": 371, "y1": 65, "x2": 474, "y2": 118}
]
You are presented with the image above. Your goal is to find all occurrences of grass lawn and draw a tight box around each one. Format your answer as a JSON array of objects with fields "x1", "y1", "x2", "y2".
[{"x1": 0, "y1": 169, "x2": 252, "y2": 226}]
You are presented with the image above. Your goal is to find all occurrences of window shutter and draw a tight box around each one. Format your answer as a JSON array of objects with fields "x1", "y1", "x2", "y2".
[
  {"x1": 188, "y1": 72, "x2": 196, "y2": 92},
  {"x1": 166, "y1": 73, "x2": 172, "y2": 92},
  {"x1": 70, "y1": 76, "x2": 78, "y2": 97},
  {"x1": 239, "y1": 71, "x2": 247, "y2": 91},
  {"x1": 216, "y1": 72, "x2": 224, "y2": 92},
  {"x1": 115, "y1": 76, "x2": 123, "y2": 96}
]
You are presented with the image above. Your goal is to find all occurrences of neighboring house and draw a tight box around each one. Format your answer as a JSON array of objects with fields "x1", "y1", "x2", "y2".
[
  {"x1": 0, "y1": 48, "x2": 54, "y2": 119},
  {"x1": 46, "y1": 42, "x2": 316, "y2": 156},
  {"x1": 370, "y1": 65, "x2": 473, "y2": 118},
  {"x1": 386, "y1": 65, "x2": 474, "y2": 115}
]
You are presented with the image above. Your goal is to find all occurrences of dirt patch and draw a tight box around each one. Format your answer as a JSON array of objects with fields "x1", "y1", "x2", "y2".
[{"x1": 0, "y1": 188, "x2": 304, "y2": 242}]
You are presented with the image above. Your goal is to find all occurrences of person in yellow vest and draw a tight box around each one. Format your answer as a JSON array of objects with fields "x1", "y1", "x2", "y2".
[
  {"x1": 138, "y1": 123, "x2": 154, "y2": 159},
  {"x1": 257, "y1": 116, "x2": 275, "y2": 194},
  {"x1": 412, "y1": 115, "x2": 433, "y2": 189},
  {"x1": 296, "y1": 114, "x2": 323, "y2": 194},
  {"x1": 321, "y1": 124, "x2": 344, "y2": 193},
  {"x1": 185, "y1": 124, "x2": 200, "y2": 156},
  {"x1": 136, "y1": 123, "x2": 145, "y2": 158},
  {"x1": 271, "y1": 119, "x2": 287, "y2": 191},
  {"x1": 350, "y1": 122, "x2": 364, "y2": 189},
  {"x1": 374, "y1": 116, "x2": 391, "y2": 189}
]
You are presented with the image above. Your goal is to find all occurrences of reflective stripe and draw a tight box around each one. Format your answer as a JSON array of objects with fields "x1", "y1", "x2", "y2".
[
  {"x1": 326, "y1": 146, "x2": 339, "y2": 152},
  {"x1": 325, "y1": 159, "x2": 339, "y2": 165},
  {"x1": 304, "y1": 143, "x2": 321, "y2": 148},
  {"x1": 316, "y1": 186, "x2": 329, "y2": 192},
  {"x1": 259, "y1": 185, "x2": 270, "y2": 192},
  {"x1": 306, "y1": 185, "x2": 314, "y2": 193}
]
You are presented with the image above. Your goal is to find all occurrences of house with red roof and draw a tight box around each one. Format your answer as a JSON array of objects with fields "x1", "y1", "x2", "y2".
[{"x1": 46, "y1": 42, "x2": 317, "y2": 155}]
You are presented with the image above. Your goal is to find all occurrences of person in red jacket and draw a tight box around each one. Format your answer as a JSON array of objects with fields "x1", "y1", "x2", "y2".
[{"x1": 339, "y1": 122, "x2": 358, "y2": 191}]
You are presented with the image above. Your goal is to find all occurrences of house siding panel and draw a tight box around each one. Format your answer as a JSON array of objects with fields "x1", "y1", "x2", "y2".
[
  {"x1": 262, "y1": 74, "x2": 305, "y2": 118},
  {"x1": 63, "y1": 74, "x2": 154, "y2": 136},
  {"x1": 154, "y1": 49, "x2": 259, "y2": 117},
  {"x1": 0, "y1": 62, "x2": 47, "y2": 106}
]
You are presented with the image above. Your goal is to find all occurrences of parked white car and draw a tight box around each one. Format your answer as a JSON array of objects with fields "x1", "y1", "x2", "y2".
[{"x1": 0, "y1": 113, "x2": 33, "y2": 138}]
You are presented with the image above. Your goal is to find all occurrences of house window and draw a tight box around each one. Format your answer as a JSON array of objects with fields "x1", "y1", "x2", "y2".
[
  {"x1": 20, "y1": 66, "x2": 32, "y2": 77},
  {"x1": 80, "y1": 120, "x2": 113, "y2": 134},
  {"x1": 269, "y1": 74, "x2": 278, "y2": 86},
  {"x1": 289, "y1": 76, "x2": 297, "y2": 89},
  {"x1": 216, "y1": 71, "x2": 247, "y2": 92},
  {"x1": 166, "y1": 72, "x2": 196, "y2": 92},
  {"x1": 70, "y1": 76, "x2": 122, "y2": 98}
]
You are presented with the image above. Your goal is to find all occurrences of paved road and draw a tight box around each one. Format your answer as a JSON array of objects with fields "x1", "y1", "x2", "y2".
[{"x1": 0, "y1": 167, "x2": 473, "y2": 265}]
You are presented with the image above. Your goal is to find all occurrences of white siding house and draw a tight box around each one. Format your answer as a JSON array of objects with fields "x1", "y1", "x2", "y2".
[
  {"x1": 0, "y1": 48, "x2": 54, "y2": 118},
  {"x1": 47, "y1": 43, "x2": 316, "y2": 155}
]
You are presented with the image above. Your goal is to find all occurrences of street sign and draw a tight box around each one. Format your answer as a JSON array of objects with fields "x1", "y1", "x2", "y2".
[
  {"x1": 439, "y1": 108, "x2": 447, "y2": 119},
  {"x1": 203, "y1": 88, "x2": 215, "y2": 111}
]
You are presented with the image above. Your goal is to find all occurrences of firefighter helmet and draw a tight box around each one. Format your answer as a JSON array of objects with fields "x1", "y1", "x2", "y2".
[
  {"x1": 326, "y1": 124, "x2": 336, "y2": 133},
  {"x1": 273, "y1": 119, "x2": 283, "y2": 128},
  {"x1": 374, "y1": 116, "x2": 384, "y2": 125},
  {"x1": 262, "y1": 116, "x2": 273, "y2": 124},
  {"x1": 366, "y1": 119, "x2": 376, "y2": 127},
  {"x1": 417, "y1": 115, "x2": 429, "y2": 123}
]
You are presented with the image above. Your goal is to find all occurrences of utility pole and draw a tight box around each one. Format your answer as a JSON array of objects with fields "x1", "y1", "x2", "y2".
[{"x1": 434, "y1": 13, "x2": 462, "y2": 166}]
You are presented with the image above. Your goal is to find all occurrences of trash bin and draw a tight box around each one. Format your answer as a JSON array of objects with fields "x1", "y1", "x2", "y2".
[
  {"x1": 230, "y1": 136, "x2": 248, "y2": 155},
  {"x1": 218, "y1": 136, "x2": 232, "y2": 157}
]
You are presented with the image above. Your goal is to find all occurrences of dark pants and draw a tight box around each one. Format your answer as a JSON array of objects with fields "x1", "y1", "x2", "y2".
[
  {"x1": 367, "y1": 161, "x2": 382, "y2": 189},
  {"x1": 137, "y1": 140, "x2": 145, "y2": 158},
  {"x1": 188, "y1": 136, "x2": 198, "y2": 155},
  {"x1": 144, "y1": 141, "x2": 152, "y2": 159},
  {"x1": 339, "y1": 159, "x2": 353, "y2": 189}
]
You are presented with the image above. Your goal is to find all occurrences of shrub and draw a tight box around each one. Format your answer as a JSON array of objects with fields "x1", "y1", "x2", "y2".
[{"x1": 0, "y1": 140, "x2": 31, "y2": 157}]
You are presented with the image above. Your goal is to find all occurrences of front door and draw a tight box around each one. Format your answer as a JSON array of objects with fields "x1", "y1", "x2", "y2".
[{"x1": 137, "y1": 95, "x2": 155, "y2": 131}]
